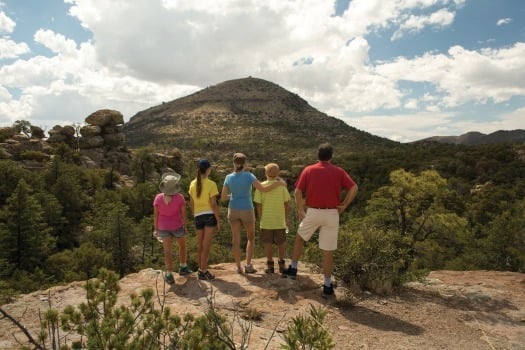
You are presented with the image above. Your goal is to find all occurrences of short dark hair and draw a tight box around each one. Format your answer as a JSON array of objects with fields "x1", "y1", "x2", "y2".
[{"x1": 317, "y1": 143, "x2": 333, "y2": 161}]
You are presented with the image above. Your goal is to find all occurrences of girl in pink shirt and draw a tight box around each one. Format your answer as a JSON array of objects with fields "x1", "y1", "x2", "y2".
[{"x1": 153, "y1": 172, "x2": 192, "y2": 284}]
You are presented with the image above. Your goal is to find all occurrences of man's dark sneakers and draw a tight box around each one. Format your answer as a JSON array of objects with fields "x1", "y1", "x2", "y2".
[
  {"x1": 198, "y1": 270, "x2": 215, "y2": 281},
  {"x1": 281, "y1": 266, "x2": 297, "y2": 279},
  {"x1": 322, "y1": 283, "x2": 335, "y2": 298}
]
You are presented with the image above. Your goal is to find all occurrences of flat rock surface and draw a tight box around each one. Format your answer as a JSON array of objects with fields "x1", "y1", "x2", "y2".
[{"x1": 1, "y1": 260, "x2": 524, "y2": 349}]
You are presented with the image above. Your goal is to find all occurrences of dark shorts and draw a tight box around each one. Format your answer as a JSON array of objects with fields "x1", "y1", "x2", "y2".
[
  {"x1": 194, "y1": 213, "x2": 218, "y2": 230},
  {"x1": 158, "y1": 227, "x2": 185, "y2": 238},
  {"x1": 260, "y1": 228, "x2": 286, "y2": 245}
]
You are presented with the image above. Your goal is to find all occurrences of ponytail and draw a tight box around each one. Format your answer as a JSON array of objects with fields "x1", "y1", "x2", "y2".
[{"x1": 196, "y1": 168, "x2": 203, "y2": 198}]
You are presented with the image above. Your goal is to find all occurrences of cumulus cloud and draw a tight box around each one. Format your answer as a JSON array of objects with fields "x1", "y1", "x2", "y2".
[
  {"x1": 374, "y1": 43, "x2": 525, "y2": 107},
  {"x1": 0, "y1": 10, "x2": 15, "y2": 34},
  {"x1": 497, "y1": 18, "x2": 512, "y2": 26},
  {"x1": 342, "y1": 111, "x2": 457, "y2": 142},
  {"x1": 391, "y1": 8, "x2": 455, "y2": 41},
  {"x1": 34, "y1": 29, "x2": 78, "y2": 55},
  {"x1": 0, "y1": 38, "x2": 30, "y2": 59}
]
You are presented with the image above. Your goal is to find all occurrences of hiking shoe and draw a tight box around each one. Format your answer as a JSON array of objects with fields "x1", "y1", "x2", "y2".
[
  {"x1": 178, "y1": 265, "x2": 193, "y2": 276},
  {"x1": 278, "y1": 260, "x2": 286, "y2": 273},
  {"x1": 265, "y1": 261, "x2": 275, "y2": 274},
  {"x1": 164, "y1": 272, "x2": 175, "y2": 285},
  {"x1": 245, "y1": 264, "x2": 257, "y2": 274},
  {"x1": 237, "y1": 266, "x2": 244, "y2": 274},
  {"x1": 198, "y1": 270, "x2": 215, "y2": 281},
  {"x1": 322, "y1": 283, "x2": 335, "y2": 298},
  {"x1": 281, "y1": 266, "x2": 297, "y2": 279}
]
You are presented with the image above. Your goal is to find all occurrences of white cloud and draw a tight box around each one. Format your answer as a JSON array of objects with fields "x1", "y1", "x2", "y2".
[
  {"x1": 497, "y1": 18, "x2": 512, "y2": 26},
  {"x1": 0, "y1": 94, "x2": 33, "y2": 125},
  {"x1": 391, "y1": 8, "x2": 455, "y2": 41},
  {"x1": 374, "y1": 43, "x2": 525, "y2": 108},
  {"x1": 0, "y1": 84, "x2": 10, "y2": 102},
  {"x1": 496, "y1": 107, "x2": 525, "y2": 130},
  {"x1": 0, "y1": 10, "x2": 15, "y2": 34},
  {"x1": 34, "y1": 29, "x2": 78, "y2": 55},
  {"x1": 0, "y1": 38, "x2": 30, "y2": 59},
  {"x1": 342, "y1": 111, "x2": 457, "y2": 142}
]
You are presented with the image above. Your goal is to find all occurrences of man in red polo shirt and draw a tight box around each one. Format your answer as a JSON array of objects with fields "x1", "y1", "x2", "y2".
[{"x1": 282, "y1": 143, "x2": 358, "y2": 298}]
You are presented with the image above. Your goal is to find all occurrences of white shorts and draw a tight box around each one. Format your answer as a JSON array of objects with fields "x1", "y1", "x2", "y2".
[{"x1": 297, "y1": 208, "x2": 339, "y2": 251}]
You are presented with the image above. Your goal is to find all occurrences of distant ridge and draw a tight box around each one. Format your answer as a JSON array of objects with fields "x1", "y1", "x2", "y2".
[
  {"x1": 415, "y1": 129, "x2": 525, "y2": 145},
  {"x1": 124, "y1": 77, "x2": 395, "y2": 162}
]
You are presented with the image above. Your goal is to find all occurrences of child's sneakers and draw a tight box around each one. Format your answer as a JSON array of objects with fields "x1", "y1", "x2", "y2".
[
  {"x1": 265, "y1": 261, "x2": 275, "y2": 274},
  {"x1": 164, "y1": 272, "x2": 175, "y2": 284},
  {"x1": 278, "y1": 259, "x2": 286, "y2": 273},
  {"x1": 178, "y1": 265, "x2": 193, "y2": 276},
  {"x1": 281, "y1": 266, "x2": 297, "y2": 279},
  {"x1": 245, "y1": 264, "x2": 257, "y2": 274}
]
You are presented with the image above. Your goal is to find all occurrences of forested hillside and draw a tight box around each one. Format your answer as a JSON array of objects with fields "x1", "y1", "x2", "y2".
[
  {"x1": 1, "y1": 138, "x2": 524, "y2": 301},
  {"x1": 1, "y1": 77, "x2": 524, "y2": 302}
]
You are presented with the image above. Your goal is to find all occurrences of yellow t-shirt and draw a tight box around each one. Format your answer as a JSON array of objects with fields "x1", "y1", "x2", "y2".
[
  {"x1": 253, "y1": 180, "x2": 291, "y2": 229},
  {"x1": 189, "y1": 178, "x2": 219, "y2": 215}
]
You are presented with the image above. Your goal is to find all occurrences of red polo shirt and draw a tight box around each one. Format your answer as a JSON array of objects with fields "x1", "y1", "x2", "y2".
[{"x1": 295, "y1": 161, "x2": 356, "y2": 208}]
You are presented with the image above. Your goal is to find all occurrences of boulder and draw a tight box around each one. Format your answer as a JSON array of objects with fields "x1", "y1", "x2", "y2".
[
  {"x1": 30, "y1": 126, "x2": 45, "y2": 139},
  {"x1": 80, "y1": 125, "x2": 102, "y2": 137},
  {"x1": 85, "y1": 109, "x2": 124, "y2": 127},
  {"x1": 79, "y1": 136, "x2": 105, "y2": 149}
]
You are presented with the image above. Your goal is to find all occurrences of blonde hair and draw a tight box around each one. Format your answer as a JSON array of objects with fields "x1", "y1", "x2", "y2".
[{"x1": 264, "y1": 163, "x2": 280, "y2": 178}]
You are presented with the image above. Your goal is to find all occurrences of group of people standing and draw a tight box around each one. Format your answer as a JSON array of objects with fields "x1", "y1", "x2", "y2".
[{"x1": 153, "y1": 143, "x2": 358, "y2": 298}]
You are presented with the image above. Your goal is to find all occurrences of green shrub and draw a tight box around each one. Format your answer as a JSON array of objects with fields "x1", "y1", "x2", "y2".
[
  {"x1": 19, "y1": 150, "x2": 49, "y2": 162},
  {"x1": 280, "y1": 304, "x2": 334, "y2": 350},
  {"x1": 335, "y1": 225, "x2": 411, "y2": 295}
]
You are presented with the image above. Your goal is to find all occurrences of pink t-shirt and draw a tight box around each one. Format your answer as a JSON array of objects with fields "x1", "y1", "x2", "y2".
[
  {"x1": 153, "y1": 193, "x2": 186, "y2": 230},
  {"x1": 295, "y1": 161, "x2": 356, "y2": 208}
]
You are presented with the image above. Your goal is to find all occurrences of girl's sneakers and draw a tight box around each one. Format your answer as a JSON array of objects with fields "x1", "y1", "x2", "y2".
[
  {"x1": 178, "y1": 265, "x2": 193, "y2": 276},
  {"x1": 164, "y1": 272, "x2": 175, "y2": 284}
]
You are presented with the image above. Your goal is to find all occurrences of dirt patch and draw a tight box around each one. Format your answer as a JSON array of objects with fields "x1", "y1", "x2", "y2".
[{"x1": 1, "y1": 262, "x2": 524, "y2": 349}]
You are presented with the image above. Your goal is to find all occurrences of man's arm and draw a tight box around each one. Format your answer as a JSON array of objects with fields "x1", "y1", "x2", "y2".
[
  {"x1": 337, "y1": 185, "x2": 358, "y2": 213},
  {"x1": 294, "y1": 188, "x2": 306, "y2": 220}
]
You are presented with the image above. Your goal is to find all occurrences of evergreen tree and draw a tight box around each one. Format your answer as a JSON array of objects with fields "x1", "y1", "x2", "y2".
[
  {"x1": 130, "y1": 147, "x2": 156, "y2": 183},
  {"x1": 364, "y1": 169, "x2": 468, "y2": 271},
  {"x1": 481, "y1": 200, "x2": 525, "y2": 271},
  {"x1": 88, "y1": 193, "x2": 137, "y2": 277},
  {"x1": 44, "y1": 159, "x2": 88, "y2": 248},
  {"x1": 0, "y1": 160, "x2": 33, "y2": 205},
  {"x1": 0, "y1": 179, "x2": 55, "y2": 273}
]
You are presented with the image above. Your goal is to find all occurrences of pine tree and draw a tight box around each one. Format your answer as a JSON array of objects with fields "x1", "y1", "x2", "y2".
[{"x1": 0, "y1": 179, "x2": 55, "y2": 273}]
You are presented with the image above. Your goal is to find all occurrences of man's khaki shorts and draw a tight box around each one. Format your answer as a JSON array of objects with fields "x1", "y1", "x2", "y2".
[{"x1": 297, "y1": 208, "x2": 339, "y2": 250}]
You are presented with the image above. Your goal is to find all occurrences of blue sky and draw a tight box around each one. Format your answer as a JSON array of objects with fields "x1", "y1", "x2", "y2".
[{"x1": 0, "y1": 0, "x2": 523, "y2": 142}]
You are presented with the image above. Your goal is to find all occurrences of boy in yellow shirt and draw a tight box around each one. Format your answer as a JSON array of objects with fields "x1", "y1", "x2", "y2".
[{"x1": 254, "y1": 163, "x2": 291, "y2": 273}]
